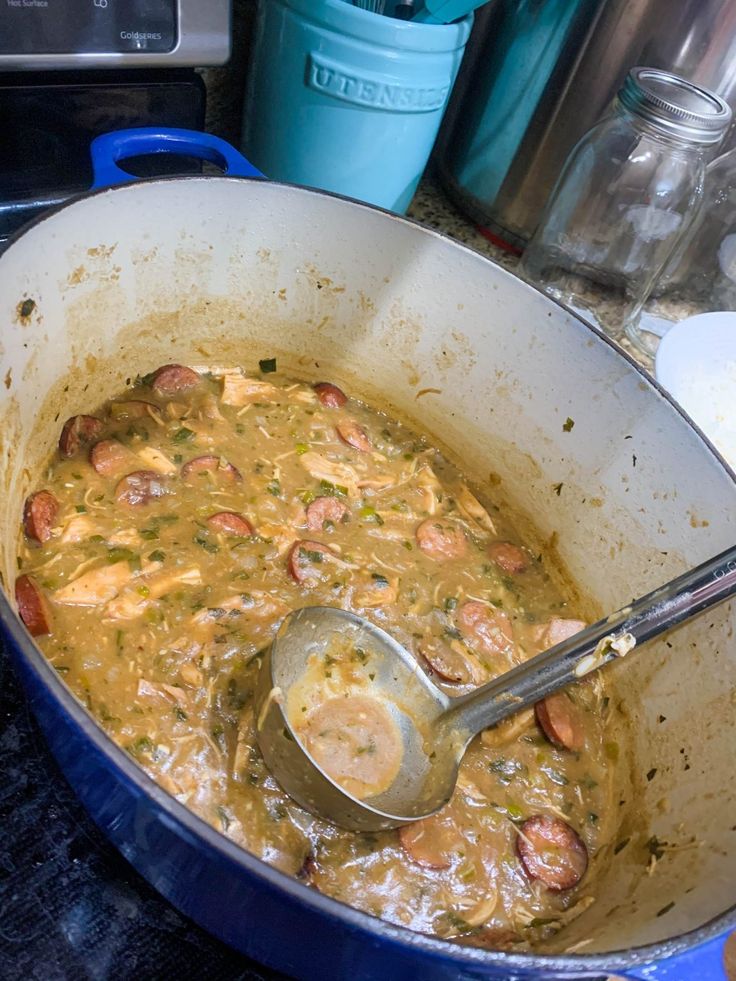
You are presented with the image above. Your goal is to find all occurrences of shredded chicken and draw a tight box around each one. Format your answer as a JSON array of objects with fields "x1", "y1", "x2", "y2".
[
  {"x1": 199, "y1": 394, "x2": 225, "y2": 421},
  {"x1": 456, "y1": 484, "x2": 496, "y2": 534},
  {"x1": 53, "y1": 560, "x2": 135, "y2": 606},
  {"x1": 299, "y1": 451, "x2": 359, "y2": 497},
  {"x1": 104, "y1": 565, "x2": 201, "y2": 620},
  {"x1": 354, "y1": 575, "x2": 399, "y2": 608},
  {"x1": 180, "y1": 662, "x2": 204, "y2": 688},
  {"x1": 137, "y1": 446, "x2": 178, "y2": 475},
  {"x1": 356, "y1": 475, "x2": 396, "y2": 491},
  {"x1": 192, "y1": 590, "x2": 290, "y2": 625},
  {"x1": 107, "y1": 528, "x2": 143, "y2": 548},
  {"x1": 219, "y1": 370, "x2": 281, "y2": 406},
  {"x1": 481, "y1": 706, "x2": 536, "y2": 747},
  {"x1": 60, "y1": 513, "x2": 99, "y2": 544}
]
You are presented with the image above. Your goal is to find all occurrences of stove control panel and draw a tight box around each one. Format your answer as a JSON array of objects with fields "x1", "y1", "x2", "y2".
[{"x1": 0, "y1": 0, "x2": 230, "y2": 68}]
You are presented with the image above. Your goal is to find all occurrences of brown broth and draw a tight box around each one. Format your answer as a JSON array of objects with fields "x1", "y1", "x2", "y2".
[{"x1": 16, "y1": 365, "x2": 616, "y2": 951}]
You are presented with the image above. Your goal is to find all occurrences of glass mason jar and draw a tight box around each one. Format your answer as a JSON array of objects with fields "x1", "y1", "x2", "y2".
[
  {"x1": 624, "y1": 144, "x2": 736, "y2": 357},
  {"x1": 520, "y1": 68, "x2": 732, "y2": 340}
]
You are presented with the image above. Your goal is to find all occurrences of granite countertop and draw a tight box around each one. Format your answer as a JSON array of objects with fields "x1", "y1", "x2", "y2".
[{"x1": 407, "y1": 177, "x2": 654, "y2": 373}]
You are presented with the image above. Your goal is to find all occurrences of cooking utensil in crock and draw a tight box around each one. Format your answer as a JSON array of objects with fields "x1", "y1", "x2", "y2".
[
  {"x1": 256, "y1": 544, "x2": 736, "y2": 830},
  {"x1": 0, "y1": 127, "x2": 733, "y2": 979},
  {"x1": 412, "y1": 0, "x2": 492, "y2": 24}
]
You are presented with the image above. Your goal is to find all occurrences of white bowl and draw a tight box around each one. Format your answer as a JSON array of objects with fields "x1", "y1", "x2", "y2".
[{"x1": 655, "y1": 310, "x2": 736, "y2": 469}]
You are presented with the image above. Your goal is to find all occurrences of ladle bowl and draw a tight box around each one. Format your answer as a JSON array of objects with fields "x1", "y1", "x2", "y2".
[{"x1": 255, "y1": 544, "x2": 736, "y2": 831}]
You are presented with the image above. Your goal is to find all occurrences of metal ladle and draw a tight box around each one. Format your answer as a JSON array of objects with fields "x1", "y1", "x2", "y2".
[{"x1": 254, "y1": 545, "x2": 736, "y2": 831}]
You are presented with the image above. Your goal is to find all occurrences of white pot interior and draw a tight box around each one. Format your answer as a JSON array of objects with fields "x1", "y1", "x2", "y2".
[{"x1": 0, "y1": 178, "x2": 734, "y2": 957}]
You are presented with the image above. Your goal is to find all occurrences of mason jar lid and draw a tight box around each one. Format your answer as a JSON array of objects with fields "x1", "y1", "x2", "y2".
[{"x1": 618, "y1": 67, "x2": 732, "y2": 145}]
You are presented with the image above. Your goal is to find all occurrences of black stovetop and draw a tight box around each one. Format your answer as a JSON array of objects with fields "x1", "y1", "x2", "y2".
[{"x1": 0, "y1": 642, "x2": 286, "y2": 981}]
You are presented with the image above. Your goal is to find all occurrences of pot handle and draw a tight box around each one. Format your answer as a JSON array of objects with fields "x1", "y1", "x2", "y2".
[
  {"x1": 90, "y1": 127, "x2": 264, "y2": 189},
  {"x1": 622, "y1": 932, "x2": 730, "y2": 980}
]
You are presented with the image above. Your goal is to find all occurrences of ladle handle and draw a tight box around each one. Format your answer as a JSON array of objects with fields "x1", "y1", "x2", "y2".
[{"x1": 444, "y1": 544, "x2": 736, "y2": 740}]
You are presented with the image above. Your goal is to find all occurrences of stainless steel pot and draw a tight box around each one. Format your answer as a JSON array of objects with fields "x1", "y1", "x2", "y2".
[
  {"x1": 437, "y1": 0, "x2": 736, "y2": 249},
  {"x1": 0, "y1": 129, "x2": 734, "y2": 979}
]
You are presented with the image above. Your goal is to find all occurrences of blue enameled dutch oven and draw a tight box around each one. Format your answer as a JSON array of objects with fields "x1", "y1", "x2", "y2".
[{"x1": 0, "y1": 129, "x2": 734, "y2": 979}]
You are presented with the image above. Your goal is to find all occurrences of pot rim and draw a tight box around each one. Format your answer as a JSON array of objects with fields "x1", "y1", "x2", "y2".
[{"x1": 1, "y1": 174, "x2": 734, "y2": 974}]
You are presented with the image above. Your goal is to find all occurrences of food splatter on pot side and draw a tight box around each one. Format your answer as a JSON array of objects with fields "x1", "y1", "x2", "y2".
[{"x1": 15, "y1": 363, "x2": 618, "y2": 950}]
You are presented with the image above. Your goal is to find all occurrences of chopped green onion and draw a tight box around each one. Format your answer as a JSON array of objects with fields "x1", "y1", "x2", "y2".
[
  {"x1": 194, "y1": 533, "x2": 219, "y2": 554},
  {"x1": 172, "y1": 427, "x2": 195, "y2": 443},
  {"x1": 319, "y1": 479, "x2": 347, "y2": 498},
  {"x1": 106, "y1": 547, "x2": 140, "y2": 566},
  {"x1": 359, "y1": 506, "x2": 384, "y2": 525}
]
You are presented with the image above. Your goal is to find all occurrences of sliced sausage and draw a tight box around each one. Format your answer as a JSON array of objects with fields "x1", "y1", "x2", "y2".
[
  {"x1": 536, "y1": 617, "x2": 587, "y2": 650},
  {"x1": 181, "y1": 455, "x2": 242, "y2": 483},
  {"x1": 535, "y1": 691, "x2": 585, "y2": 752},
  {"x1": 149, "y1": 364, "x2": 200, "y2": 396},
  {"x1": 399, "y1": 810, "x2": 463, "y2": 869},
  {"x1": 15, "y1": 574, "x2": 51, "y2": 636},
  {"x1": 109, "y1": 400, "x2": 157, "y2": 419},
  {"x1": 59, "y1": 415, "x2": 104, "y2": 457},
  {"x1": 457, "y1": 601, "x2": 514, "y2": 658},
  {"x1": 302, "y1": 695, "x2": 403, "y2": 799},
  {"x1": 314, "y1": 382, "x2": 347, "y2": 408},
  {"x1": 418, "y1": 638, "x2": 475, "y2": 685},
  {"x1": 287, "y1": 540, "x2": 333, "y2": 584},
  {"x1": 115, "y1": 470, "x2": 169, "y2": 507},
  {"x1": 336, "y1": 420, "x2": 371, "y2": 453},
  {"x1": 306, "y1": 496, "x2": 350, "y2": 531},
  {"x1": 207, "y1": 511, "x2": 254, "y2": 536},
  {"x1": 90, "y1": 439, "x2": 136, "y2": 477},
  {"x1": 23, "y1": 490, "x2": 59, "y2": 544},
  {"x1": 488, "y1": 541, "x2": 528, "y2": 574},
  {"x1": 416, "y1": 519, "x2": 467, "y2": 561},
  {"x1": 517, "y1": 815, "x2": 588, "y2": 891}
]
